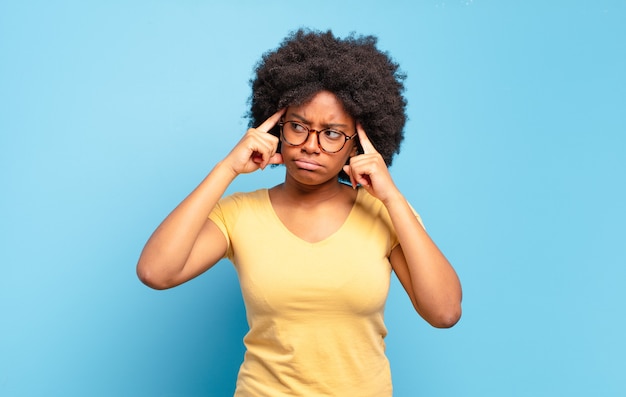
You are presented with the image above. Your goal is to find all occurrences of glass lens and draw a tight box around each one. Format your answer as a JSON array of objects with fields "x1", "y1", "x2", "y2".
[
  {"x1": 318, "y1": 130, "x2": 346, "y2": 152},
  {"x1": 282, "y1": 121, "x2": 348, "y2": 153},
  {"x1": 282, "y1": 121, "x2": 309, "y2": 145}
]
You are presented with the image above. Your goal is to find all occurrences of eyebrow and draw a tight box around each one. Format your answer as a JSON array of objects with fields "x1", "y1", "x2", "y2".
[{"x1": 289, "y1": 112, "x2": 350, "y2": 129}]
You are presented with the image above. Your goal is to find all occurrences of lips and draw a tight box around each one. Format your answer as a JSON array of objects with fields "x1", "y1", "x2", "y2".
[{"x1": 294, "y1": 158, "x2": 322, "y2": 171}]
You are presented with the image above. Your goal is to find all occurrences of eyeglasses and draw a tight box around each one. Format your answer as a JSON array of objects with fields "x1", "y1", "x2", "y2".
[{"x1": 278, "y1": 120, "x2": 357, "y2": 153}]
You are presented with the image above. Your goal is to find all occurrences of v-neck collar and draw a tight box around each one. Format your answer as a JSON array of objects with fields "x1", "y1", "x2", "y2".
[{"x1": 264, "y1": 188, "x2": 362, "y2": 245}]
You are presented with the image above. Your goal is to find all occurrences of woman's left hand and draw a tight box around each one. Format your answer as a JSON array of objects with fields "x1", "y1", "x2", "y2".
[{"x1": 343, "y1": 123, "x2": 401, "y2": 204}]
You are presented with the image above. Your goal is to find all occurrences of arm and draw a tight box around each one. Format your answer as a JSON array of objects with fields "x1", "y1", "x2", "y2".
[
  {"x1": 386, "y1": 198, "x2": 462, "y2": 328},
  {"x1": 136, "y1": 109, "x2": 285, "y2": 290},
  {"x1": 343, "y1": 124, "x2": 462, "y2": 328}
]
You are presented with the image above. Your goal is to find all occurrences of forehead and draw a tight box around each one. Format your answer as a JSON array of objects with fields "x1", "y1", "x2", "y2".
[{"x1": 286, "y1": 91, "x2": 353, "y2": 123}]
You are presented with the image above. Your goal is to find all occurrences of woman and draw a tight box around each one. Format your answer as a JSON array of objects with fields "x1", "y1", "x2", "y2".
[{"x1": 137, "y1": 29, "x2": 462, "y2": 396}]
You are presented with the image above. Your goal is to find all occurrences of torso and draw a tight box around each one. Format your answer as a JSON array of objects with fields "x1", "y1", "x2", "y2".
[{"x1": 208, "y1": 187, "x2": 396, "y2": 396}]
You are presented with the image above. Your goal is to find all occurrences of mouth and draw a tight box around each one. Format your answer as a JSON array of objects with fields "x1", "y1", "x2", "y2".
[{"x1": 293, "y1": 158, "x2": 322, "y2": 171}]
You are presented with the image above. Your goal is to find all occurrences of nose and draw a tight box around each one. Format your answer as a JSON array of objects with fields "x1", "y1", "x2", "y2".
[{"x1": 301, "y1": 130, "x2": 320, "y2": 153}]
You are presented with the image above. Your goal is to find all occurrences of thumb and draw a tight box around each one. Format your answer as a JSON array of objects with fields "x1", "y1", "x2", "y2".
[{"x1": 268, "y1": 153, "x2": 283, "y2": 165}]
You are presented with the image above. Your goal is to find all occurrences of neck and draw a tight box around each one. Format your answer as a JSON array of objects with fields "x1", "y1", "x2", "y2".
[{"x1": 276, "y1": 172, "x2": 349, "y2": 205}]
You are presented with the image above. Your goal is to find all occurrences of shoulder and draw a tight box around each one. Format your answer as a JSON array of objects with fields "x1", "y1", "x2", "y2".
[
  {"x1": 218, "y1": 189, "x2": 268, "y2": 208},
  {"x1": 210, "y1": 189, "x2": 270, "y2": 225},
  {"x1": 354, "y1": 187, "x2": 425, "y2": 228},
  {"x1": 350, "y1": 188, "x2": 392, "y2": 230},
  {"x1": 354, "y1": 187, "x2": 387, "y2": 214}
]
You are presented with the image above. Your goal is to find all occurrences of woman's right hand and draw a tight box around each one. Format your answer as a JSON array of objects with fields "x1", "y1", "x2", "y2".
[{"x1": 223, "y1": 108, "x2": 286, "y2": 175}]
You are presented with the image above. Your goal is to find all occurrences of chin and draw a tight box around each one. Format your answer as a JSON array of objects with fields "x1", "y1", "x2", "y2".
[{"x1": 288, "y1": 170, "x2": 337, "y2": 186}]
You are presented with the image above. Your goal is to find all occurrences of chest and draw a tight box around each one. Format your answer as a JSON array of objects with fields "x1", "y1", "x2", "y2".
[
  {"x1": 273, "y1": 206, "x2": 351, "y2": 243},
  {"x1": 228, "y1": 202, "x2": 394, "y2": 316}
]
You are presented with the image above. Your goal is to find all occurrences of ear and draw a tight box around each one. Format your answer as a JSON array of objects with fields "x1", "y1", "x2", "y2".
[
  {"x1": 344, "y1": 145, "x2": 357, "y2": 166},
  {"x1": 349, "y1": 142, "x2": 358, "y2": 157},
  {"x1": 344, "y1": 144, "x2": 357, "y2": 167}
]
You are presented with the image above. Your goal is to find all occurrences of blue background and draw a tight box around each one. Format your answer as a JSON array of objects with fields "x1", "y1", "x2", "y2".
[{"x1": 1, "y1": 1, "x2": 625, "y2": 396}]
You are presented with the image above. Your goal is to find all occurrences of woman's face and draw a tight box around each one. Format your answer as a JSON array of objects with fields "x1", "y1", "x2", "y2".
[{"x1": 280, "y1": 91, "x2": 357, "y2": 186}]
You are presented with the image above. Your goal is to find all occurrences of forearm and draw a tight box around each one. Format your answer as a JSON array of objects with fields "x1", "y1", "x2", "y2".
[
  {"x1": 385, "y1": 191, "x2": 462, "y2": 326},
  {"x1": 136, "y1": 161, "x2": 236, "y2": 283}
]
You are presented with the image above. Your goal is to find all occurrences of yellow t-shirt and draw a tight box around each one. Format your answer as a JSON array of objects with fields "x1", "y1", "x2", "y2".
[{"x1": 209, "y1": 188, "x2": 406, "y2": 396}]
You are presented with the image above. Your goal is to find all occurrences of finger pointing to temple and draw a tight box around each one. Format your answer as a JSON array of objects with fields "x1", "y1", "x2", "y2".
[
  {"x1": 356, "y1": 122, "x2": 377, "y2": 154},
  {"x1": 258, "y1": 108, "x2": 286, "y2": 133}
]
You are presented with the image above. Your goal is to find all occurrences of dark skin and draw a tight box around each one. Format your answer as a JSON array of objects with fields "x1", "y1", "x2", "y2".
[
  {"x1": 136, "y1": 90, "x2": 462, "y2": 328},
  {"x1": 269, "y1": 91, "x2": 358, "y2": 243}
]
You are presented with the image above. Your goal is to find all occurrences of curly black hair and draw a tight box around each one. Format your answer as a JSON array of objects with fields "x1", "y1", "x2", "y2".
[{"x1": 248, "y1": 28, "x2": 407, "y2": 181}]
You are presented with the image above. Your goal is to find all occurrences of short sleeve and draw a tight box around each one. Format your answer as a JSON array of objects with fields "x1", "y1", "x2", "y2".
[{"x1": 208, "y1": 197, "x2": 235, "y2": 260}]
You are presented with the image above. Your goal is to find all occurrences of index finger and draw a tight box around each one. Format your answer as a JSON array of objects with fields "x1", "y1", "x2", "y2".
[
  {"x1": 356, "y1": 122, "x2": 377, "y2": 154},
  {"x1": 257, "y1": 108, "x2": 286, "y2": 133}
]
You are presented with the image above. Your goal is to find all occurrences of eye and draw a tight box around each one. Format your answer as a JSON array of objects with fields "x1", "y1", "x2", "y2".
[
  {"x1": 322, "y1": 129, "x2": 344, "y2": 140},
  {"x1": 289, "y1": 122, "x2": 307, "y2": 133}
]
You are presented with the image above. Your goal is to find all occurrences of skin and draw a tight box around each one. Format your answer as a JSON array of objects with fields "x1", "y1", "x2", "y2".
[{"x1": 136, "y1": 90, "x2": 462, "y2": 328}]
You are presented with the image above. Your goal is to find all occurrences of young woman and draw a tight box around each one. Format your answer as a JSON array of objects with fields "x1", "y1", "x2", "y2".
[{"x1": 137, "y1": 29, "x2": 462, "y2": 396}]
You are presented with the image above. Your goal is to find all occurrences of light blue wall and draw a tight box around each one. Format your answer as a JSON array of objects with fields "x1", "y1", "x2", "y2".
[{"x1": 2, "y1": 1, "x2": 625, "y2": 396}]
